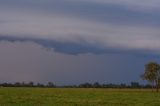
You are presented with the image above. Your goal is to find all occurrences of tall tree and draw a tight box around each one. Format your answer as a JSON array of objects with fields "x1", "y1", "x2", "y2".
[{"x1": 141, "y1": 62, "x2": 160, "y2": 92}]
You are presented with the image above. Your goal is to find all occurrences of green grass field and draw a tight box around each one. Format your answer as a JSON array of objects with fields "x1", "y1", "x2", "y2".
[{"x1": 0, "y1": 88, "x2": 159, "y2": 106}]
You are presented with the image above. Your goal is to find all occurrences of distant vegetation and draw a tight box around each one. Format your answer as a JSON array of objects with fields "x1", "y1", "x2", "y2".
[{"x1": 0, "y1": 81, "x2": 152, "y2": 89}]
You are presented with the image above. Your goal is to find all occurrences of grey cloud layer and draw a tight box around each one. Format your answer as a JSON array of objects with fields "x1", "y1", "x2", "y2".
[
  {"x1": 81, "y1": 0, "x2": 160, "y2": 9},
  {"x1": 1, "y1": 0, "x2": 160, "y2": 26},
  {"x1": 0, "y1": 0, "x2": 160, "y2": 55},
  {"x1": 0, "y1": 35, "x2": 108, "y2": 55}
]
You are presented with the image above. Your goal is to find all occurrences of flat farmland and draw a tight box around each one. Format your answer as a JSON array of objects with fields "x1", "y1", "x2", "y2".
[{"x1": 0, "y1": 88, "x2": 159, "y2": 106}]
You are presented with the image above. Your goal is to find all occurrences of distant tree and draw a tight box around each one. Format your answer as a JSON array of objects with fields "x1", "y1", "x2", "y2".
[
  {"x1": 120, "y1": 83, "x2": 127, "y2": 88},
  {"x1": 14, "y1": 82, "x2": 21, "y2": 87},
  {"x1": 37, "y1": 83, "x2": 45, "y2": 87},
  {"x1": 130, "y1": 82, "x2": 140, "y2": 88},
  {"x1": 79, "y1": 83, "x2": 93, "y2": 88},
  {"x1": 28, "y1": 81, "x2": 34, "y2": 87},
  {"x1": 93, "y1": 82, "x2": 101, "y2": 88},
  {"x1": 141, "y1": 62, "x2": 160, "y2": 92},
  {"x1": 47, "y1": 82, "x2": 56, "y2": 88}
]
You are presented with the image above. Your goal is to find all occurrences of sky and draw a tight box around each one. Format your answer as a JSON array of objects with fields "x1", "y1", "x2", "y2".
[{"x1": 0, "y1": 0, "x2": 160, "y2": 85}]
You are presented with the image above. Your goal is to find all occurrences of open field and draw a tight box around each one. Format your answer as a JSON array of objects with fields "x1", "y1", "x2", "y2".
[{"x1": 0, "y1": 88, "x2": 160, "y2": 106}]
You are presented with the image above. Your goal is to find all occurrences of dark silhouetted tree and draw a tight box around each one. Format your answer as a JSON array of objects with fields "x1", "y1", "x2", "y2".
[{"x1": 141, "y1": 62, "x2": 160, "y2": 92}]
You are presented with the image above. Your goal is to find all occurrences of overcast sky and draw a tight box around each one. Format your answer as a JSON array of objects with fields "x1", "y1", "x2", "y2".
[{"x1": 0, "y1": 0, "x2": 160, "y2": 85}]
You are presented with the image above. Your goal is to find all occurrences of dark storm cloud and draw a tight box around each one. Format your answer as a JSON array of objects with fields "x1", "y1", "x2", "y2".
[
  {"x1": 0, "y1": 0, "x2": 160, "y2": 55},
  {"x1": 0, "y1": 35, "x2": 159, "y2": 56},
  {"x1": 0, "y1": 35, "x2": 118, "y2": 55}
]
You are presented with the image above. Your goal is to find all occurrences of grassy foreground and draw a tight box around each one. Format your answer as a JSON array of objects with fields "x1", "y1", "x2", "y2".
[{"x1": 0, "y1": 88, "x2": 159, "y2": 106}]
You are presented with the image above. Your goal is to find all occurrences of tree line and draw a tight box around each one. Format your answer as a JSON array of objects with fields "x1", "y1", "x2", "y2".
[
  {"x1": 0, "y1": 81, "x2": 152, "y2": 88},
  {"x1": 0, "y1": 82, "x2": 55, "y2": 88}
]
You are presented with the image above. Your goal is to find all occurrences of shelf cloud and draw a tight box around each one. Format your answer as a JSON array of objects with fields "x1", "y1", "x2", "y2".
[{"x1": 0, "y1": 0, "x2": 160, "y2": 55}]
